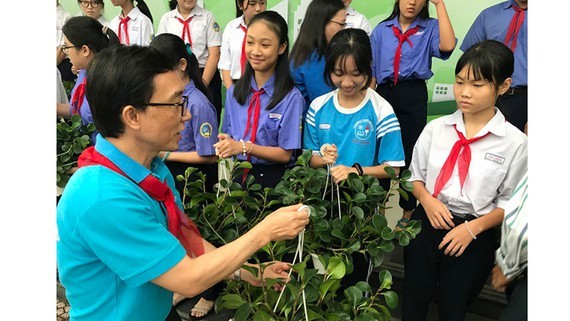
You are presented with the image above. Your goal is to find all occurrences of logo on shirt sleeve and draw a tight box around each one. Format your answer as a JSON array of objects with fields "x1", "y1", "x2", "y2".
[
  {"x1": 199, "y1": 122, "x2": 213, "y2": 138},
  {"x1": 213, "y1": 22, "x2": 220, "y2": 32}
]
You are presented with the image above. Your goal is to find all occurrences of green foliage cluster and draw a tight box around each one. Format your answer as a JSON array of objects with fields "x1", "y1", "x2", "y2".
[
  {"x1": 179, "y1": 151, "x2": 421, "y2": 320},
  {"x1": 56, "y1": 115, "x2": 95, "y2": 188}
]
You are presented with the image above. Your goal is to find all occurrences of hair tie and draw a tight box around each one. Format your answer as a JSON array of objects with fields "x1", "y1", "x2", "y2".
[{"x1": 185, "y1": 43, "x2": 194, "y2": 56}]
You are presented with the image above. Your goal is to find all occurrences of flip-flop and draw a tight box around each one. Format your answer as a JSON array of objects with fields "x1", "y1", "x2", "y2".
[{"x1": 190, "y1": 298, "x2": 215, "y2": 319}]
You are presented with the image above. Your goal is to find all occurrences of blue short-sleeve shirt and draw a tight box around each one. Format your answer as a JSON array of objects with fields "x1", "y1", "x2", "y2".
[
  {"x1": 56, "y1": 135, "x2": 187, "y2": 321},
  {"x1": 289, "y1": 50, "x2": 335, "y2": 113}
]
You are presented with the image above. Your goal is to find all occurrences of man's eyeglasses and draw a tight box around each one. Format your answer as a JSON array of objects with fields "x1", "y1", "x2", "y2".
[
  {"x1": 60, "y1": 44, "x2": 80, "y2": 54},
  {"x1": 79, "y1": 1, "x2": 101, "y2": 8},
  {"x1": 330, "y1": 20, "x2": 347, "y2": 28},
  {"x1": 146, "y1": 95, "x2": 189, "y2": 117}
]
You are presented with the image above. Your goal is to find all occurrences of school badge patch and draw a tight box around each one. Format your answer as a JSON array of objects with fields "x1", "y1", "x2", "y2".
[
  {"x1": 213, "y1": 22, "x2": 220, "y2": 32},
  {"x1": 200, "y1": 122, "x2": 213, "y2": 138}
]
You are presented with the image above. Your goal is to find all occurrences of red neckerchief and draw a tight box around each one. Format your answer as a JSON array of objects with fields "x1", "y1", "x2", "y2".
[
  {"x1": 391, "y1": 25, "x2": 419, "y2": 84},
  {"x1": 118, "y1": 15, "x2": 131, "y2": 45},
  {"x1": 78, "y1": 146, "x2": 205, "y2": 258},
  {"x1": 70, "y1": 77, "x2": 87, "y2": 115},
  {"x1": 240, "y1": 24, "x2": 247, "y2": 75},
  {"x1": 504, "y1": 5, "x2": 526, "y2": 52},
  {"x1": 177, "y1": 16, "x2": 194, "y2": 46},
  {"x1": 241, "y1": 87, "x2": 265, "y2": 183},
  {"x1": 432, "y1": 125, "x2": 490, "y2": 198}
]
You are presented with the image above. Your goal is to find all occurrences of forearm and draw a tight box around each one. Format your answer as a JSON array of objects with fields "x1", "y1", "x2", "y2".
[
  {"x1": 309, "y1": 154, "x2": 326, "y2": 168},
  {"x1": 153, "y1": 225, "x2": 271, "y2": 297},
  {"x1": 221, "y1": 69, "x2": 234, "y2": 89},
  {"x1": 363, "y1": 164, "x2": 399, "y2": 179},
  {"x1": 248, "y1": 143, "x2": 293, "y2": 164},
  {"x1": 434, "y1": 1, "x2": 456, "y2": 52},
  {"x1": 412, "y1": 180, "x2": 432, "y2": 204},
  {"x1": 202, "y1": 48, "x2": 221, "y2": 85},
  {"x1": 165, "y1": 151, "x2": 217, "y2": 164},
  {"x1": 469, "y1": 207, "x2": 504, "y2": 236},
  {"x1": 57, "y1": 103, "x2": 71, "y2": 118}
]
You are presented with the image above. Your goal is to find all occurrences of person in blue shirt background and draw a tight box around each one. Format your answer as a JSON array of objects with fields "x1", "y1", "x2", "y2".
[
  {"x1": 150, "y1": 33, "x2": 222, "y2": 318},
  {"x1": 460, "y1": 0, "x2": 527, "y2": 133},
  {"x1": 56, "y1": 44, "x2": 310, "y2": 321},
  {"x1": 215, "y1": 11, "x2": 304, "y2": 188},
  {"x1": 370, "y1": 0, "x2": 456, "y2": 229},
  {"x1": 56, "y1": 16, "x2": 120, "y2": 144},
  {"x1": 289, "y1": 0, "x2": 346, "y2": 114},
  {"x1": 303, "y1": 28, "x2": 405, "y2": 292}
]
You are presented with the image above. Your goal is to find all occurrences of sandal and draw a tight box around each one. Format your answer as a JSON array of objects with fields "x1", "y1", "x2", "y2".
[
  {"x1": 190, "y1": 297, "x2": 215, "y2": 319},
  {"x1": 396, "y1": 217, "x2": 410, "y2": 229},
  {"x1": 172, "y1": 293, "x2": 187, "y2": 307}
]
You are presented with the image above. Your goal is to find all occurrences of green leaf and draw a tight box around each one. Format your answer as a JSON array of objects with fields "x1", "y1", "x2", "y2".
[
  {"x1": 372, "y1": 214, "x2": 388, "y2": 231},
  {"x1": 331, "y1": 229, "x2": 347, "y2": 240},
  {"x1": 378, "y1": 240, "x2": 395, "y2": 252},
  {"x1": 354, "y1": 281, "x2": 372, "y2": 293},
  {"x1": 352, "y1": 206, "x2": 364, "y2": 221},
  {"x1": 344, "y1": 286, "x2": 363, "y2": 308},
  {"x1": 381, "y1": 227, "x2": 395, "y2": 240},
  {"x1": 400, "y1": 169, "x2": 412, "y2": 180},
  {"x1": 347, "y1": 241, "x2": 360, "y2": 253},
  {"x1": 397, "y1": 188, "x2": 409, "y2": 201},
  {"x1": 313, "y1": 219, "x2": 330, "y2": 232},
  {"x1": 398, "y1": 232, "x2": 410, "y2": 246},
  {"x1": 382, "y1": 290, "x2": 399, "y2": 309},
  {"x1": 352, "y1": 192, "x2": 366, "y2": 203},
  {"x1": 234, "y1": 302, "x2": 252, "y2": 321},
  {"x1": 237, "y1": 161, "x2": 253, "y2": 169},
  {"x1": 252, "y1": 309, "x2": 273, "y2": 321},
  {"x1": 327, "y1": 256, "x2": 346, "y2": 280},
  {"x1": 384, "y1": 166, "x2": 396, "y2": 178},
  {"x1": 220, "y1": 294, "x2": 245, "y2": 309},
  {"x1": 378, "y1": 270, "x2": 393, "y2": 289},
  {"x1": 401, "y1": 180, "x2": 414, "y2": 192},
  {"x1": 319, "y1": 279, "x2": 340, "y2": 298},
  {"x1": 351, "y1": 179, "x2": 365, "y2": 193}
]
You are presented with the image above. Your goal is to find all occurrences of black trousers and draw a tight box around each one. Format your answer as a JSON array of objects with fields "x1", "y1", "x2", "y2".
[
  {"x1": 402, "y1": 204, "x2": 498, "y2": 321},
  {"x1": 201, "y1": 67, "x2": 223, "y2": 124},
  {"x1": 497, "y1": 90, "x2": 527, "y2": 133},
  {"x1": 164, "y1": 306, "x2": 182, "y2": 321},
  {"x1": 376, "y1": 79, "x2": 427, "y2": 211},
  {"x1": 500, "y1": 273, "x2": 528, "y2": 321}
]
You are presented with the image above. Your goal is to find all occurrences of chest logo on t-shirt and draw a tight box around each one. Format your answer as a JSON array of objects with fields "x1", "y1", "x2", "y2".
[
  {"x1": 319, "y1": 124, "x2": 331, "y2": 130},
  {"x1": 354, "y1": 119, "x2": 373, "y2": 141},
  {"x1": 269, "y1": 113, "x2": 282, "y2": 120},
  {"x1": 484, "y1": 153, "x2": 505, "y2": 165},
  {"x1": 200, "y1": 122, "x2": 213, "y2": 138}
]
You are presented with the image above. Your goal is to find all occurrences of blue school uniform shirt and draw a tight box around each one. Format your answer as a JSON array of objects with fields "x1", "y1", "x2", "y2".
[
  {"x1": 56, "y1": 135, "x2": 187, "y2": 321},
  {"x1": 304, "y1": 88, "x2": 405, "y2": 167},
  {"x1": 290, "y1": 50, "x2": 335, "y2": 112},
  {"x1": 460, "y1": 0, "x2": 527, "y2": 87},
  {"x1": 178, "y1": 80, "x2": 218, "y2": 155},
  {"x1": 69, "y1": 69, "x2": 98, "y2": 143},
  {"x1": 371, "y1": 16, "x2": 453, "y2": 84},
  {"x1": 221, "y1": 75, "x2": 304, "y2": 165}
]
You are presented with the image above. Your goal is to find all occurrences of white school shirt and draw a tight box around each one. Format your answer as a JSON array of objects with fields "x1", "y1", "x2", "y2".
[
  {"x1": 157, "y1": 6, "x2": 222, "y2": 68},
  {"x1": 345, "y1": 6, "x2": 372, "y2": 36},
  {"x1": 218, "y1": 16, "x2": 247, "y2": 79},
  {"x1": 109, "y1": 7, "x2": 154, "y2": 46},
  {"x1": 76, "y1": 12, "x2": 110, "y2": 27},
  {"x1": 57, "y1": 5, "x2": 72, "y2": 46},
  {"x1": 409, "y1": 108, "x2": 527, "y2": 216}
]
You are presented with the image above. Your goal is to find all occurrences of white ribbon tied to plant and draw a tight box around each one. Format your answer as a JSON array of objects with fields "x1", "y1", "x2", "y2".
[{"x1": 273, "y1": 205, "x2": 310, "y2": 321}]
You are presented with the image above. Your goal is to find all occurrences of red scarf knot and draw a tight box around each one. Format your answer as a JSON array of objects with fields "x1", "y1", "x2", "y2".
[
  {"x1": 77, "y1": 146, "x2": 205, "y2": 258},
  {"x1": 391, "y1": 25, "x2": 419, "y2": 85},
  {"x1": 177, "y1": 16, "x2": 194, "y2": 46},
  {"x1": 118, "y1": 15, "x2": 131, "y2": 45},
  {"x1": 71, "y1": 77, "x2": 87, "y2": 115}
]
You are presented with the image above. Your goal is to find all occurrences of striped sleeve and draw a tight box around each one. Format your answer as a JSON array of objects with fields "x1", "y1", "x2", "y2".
[{"x1": 495, "y1": 172, "x2": 528, "y2": 280}]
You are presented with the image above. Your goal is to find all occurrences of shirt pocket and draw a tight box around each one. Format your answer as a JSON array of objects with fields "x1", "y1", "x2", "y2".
[{"x1": 260, "y1": 117, "x2": 280, "y2": 146}]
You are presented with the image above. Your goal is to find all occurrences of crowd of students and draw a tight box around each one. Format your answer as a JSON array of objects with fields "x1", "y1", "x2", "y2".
[{"x1": 56, "y1": 0, "x2": 529, "y2": 320}]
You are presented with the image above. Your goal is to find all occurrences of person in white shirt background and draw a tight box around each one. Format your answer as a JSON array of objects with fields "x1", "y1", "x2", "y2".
[
  {"x1": 57, "y1": 0, "x2": 74, "y2": 82},
  {"x1": 76, "y1": 0, "x2": 109, "y2": 27},
  {"x1": 341, "y1": 0, "x2": 371, "y2": 36},
  {"x1": 218, "y1": 0, "x2": 267, "y2": 90},
  {"x1": 109, "y1": 0, "x2": 154, "y2": 46},
  {"x1": 157, "y1": 0, "x2": 223, "y2": 122}
]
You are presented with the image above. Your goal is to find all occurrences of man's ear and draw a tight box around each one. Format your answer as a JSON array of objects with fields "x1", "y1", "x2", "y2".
[{"x1": 121, "y1": 105, "x2": 142, "y2": 131}]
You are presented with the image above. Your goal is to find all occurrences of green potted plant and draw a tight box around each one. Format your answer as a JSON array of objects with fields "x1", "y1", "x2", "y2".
[
  {"x1": 56, "y1": 115, "x2": 95, "y2": 191},
  {"x1": 179, "y1": 151, "x2": 421, "y2": 320}
]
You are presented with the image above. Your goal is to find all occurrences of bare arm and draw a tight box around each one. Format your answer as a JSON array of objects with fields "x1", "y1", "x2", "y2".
[
  {"x1": 202, "y1": 47, "x2": 221, "y2": 85},
  {"x1": 151, "y1": 204, "x2": 309, "y2": 297},
  {"x1": 160, "y1": 151, "x2": 217, "y2": 165},
  {"x1": 214, "y1": 135, "x2": 293, "y2": 164},
  {"x1": 431, "y1": 0, "x2": 456, "y2": 52},
  {"x1": 57, "y1": 103, "x2": 71, "y2": 118},
  {"x1": 221, "y1": 69, "x2": 234, "y2": 90}
]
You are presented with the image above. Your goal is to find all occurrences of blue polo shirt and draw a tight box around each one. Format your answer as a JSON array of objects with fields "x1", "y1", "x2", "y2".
[
  {"x1": 460, "y1": 0, "x2": 527, "y2": 87},
  {"x1": 289, "y1": 50, "x2": 335, "y2": 112},
  {"x1": 178, "y1": 80, "x2": 219, "y2": 155},
  {"x1": 371, "y1": 16, "x2": 453, "y2": 84},
  {"x1": 304, "y1": 88, "x2": 405, "y2": 168},
  {"x1": 221, "y1": 75, "x2": 304, "y2": 165},
  {"x1": 56, "y1": 135, "x2": 187, "y2": 321}
]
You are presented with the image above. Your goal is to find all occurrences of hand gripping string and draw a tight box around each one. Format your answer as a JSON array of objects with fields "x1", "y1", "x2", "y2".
[{"x1": 273, "y1": 205, "x2": 310, "y2": 321}]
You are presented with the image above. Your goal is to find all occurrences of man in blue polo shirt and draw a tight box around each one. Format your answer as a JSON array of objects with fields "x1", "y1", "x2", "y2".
[{"x1": 56, "y1": 45, "x2": 310, "y2": 321}]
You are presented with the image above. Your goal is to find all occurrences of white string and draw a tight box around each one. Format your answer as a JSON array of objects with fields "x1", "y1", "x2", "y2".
[
  {"x1": 365, "y1": 258, "x2": 373, "y2": 298},
  {"x1": 273, "y1": 207, "x2": 310, "y2": 321}
]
